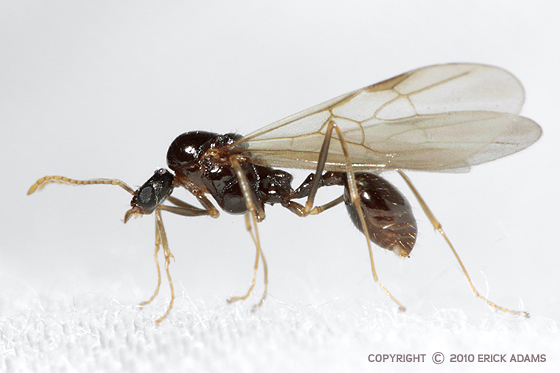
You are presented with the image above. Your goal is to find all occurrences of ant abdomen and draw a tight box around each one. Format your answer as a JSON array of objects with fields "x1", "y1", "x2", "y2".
[{"x1": 344, "y1": 173, "x2": 417, "y2": 257}]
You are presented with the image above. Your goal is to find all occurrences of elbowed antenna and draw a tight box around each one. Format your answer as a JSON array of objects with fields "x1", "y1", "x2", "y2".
[
  {"x1": 27, "y1": 175, "x2": 135, "y2": 196},
  {"x1": 28, "y1": 167, "x2": 215, "y2": 325}
]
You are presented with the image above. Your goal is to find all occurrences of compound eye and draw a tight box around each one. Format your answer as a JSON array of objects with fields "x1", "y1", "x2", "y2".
[{"x1": 166, "y1": 131, "x2": 219, "y2": 171}]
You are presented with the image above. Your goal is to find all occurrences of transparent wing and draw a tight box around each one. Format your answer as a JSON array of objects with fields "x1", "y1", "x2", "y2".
[{"x1": 234, "y1": 63, "x2": 541, "y2": 172}]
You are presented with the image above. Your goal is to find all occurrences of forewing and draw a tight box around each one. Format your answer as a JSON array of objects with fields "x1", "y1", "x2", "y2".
[{"x1": 236, "y1": 63, "x2": 541, "y2": 172}]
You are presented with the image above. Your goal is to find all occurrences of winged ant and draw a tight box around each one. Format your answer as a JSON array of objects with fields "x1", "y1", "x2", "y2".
[{"x1": 29, "y1": 63, "x2": 541, "y2": 324}]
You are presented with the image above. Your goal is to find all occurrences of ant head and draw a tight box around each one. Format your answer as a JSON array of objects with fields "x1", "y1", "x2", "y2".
[{"x1": 125, "y1": 168, "x2": 174, "y2": 222}]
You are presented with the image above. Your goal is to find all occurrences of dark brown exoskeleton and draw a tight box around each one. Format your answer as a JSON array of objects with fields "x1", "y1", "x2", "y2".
[
  {"x1": 162, "y1": 130, "x2": 419, "y2": 311},
  {"x1": 29, "y1": 63, "x2": 541, "y2": 323},
  {"x1": 166, "y1": 131, "x2": 417, "y2": 256}
]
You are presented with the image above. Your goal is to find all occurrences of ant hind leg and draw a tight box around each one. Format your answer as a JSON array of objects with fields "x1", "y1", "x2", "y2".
[{"x1": 398, "y1": 170, "x2": 529, "y2": 318}]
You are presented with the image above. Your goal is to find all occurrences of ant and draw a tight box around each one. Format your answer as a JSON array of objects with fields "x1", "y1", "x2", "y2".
[{"x1": 28, "y1": 63, "x2": 541, "y2": 324}]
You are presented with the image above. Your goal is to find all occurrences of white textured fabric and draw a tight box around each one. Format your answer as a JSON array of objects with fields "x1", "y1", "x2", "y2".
[{"x1": 1, "y1": 288, "x2": 557, "y2": 372}]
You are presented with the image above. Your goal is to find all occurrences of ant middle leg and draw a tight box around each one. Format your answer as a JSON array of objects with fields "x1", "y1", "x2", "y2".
[
  {"x1": 226, "y1": 213, "x2": 262, "y2": 307},
  {"x1": 227, "y1": 155, "x2": 269, "y2": 311}
]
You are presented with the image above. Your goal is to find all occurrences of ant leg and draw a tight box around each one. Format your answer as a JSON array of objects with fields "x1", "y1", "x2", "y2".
[
  {"x1": 244, "y1": 210, "x2": 258, "y2": 245},
  {"x1": 28, "y1": 176, "x2": 135, "y2": 195},
  {"x1": 228, "y1": 155, "x2": 268, "y2": 310},
  {"x1": 398, "y1": 171, "x2": 529, "y2": 318},
  {"x1": 300, "y1": 127, "x2": 335, "y2": 216},
  {"x1": 286, "y1": 171, "x2": 346, "y2": 215},
  {"x1": 299, "y1": 120, "x2": 405, "y2": 311},
  {"x1": 332, "y1": 123, "x2": 405, "y2": 311},
  {"x1": 285, "y1": 196, "x2": 344, "y2": 217},
  {"x1": 139, "y1": 215, "x2": 165, "y2": 311},
  {"x1": 160, "y1": 196, "x2": 220, "y2": 218},
  {"x1": 227, "y1": 213, "x2": 261, "y2": 305},
  {"x1": 139, "y1": 197, "x2": 220, "y2": 324},
  {"x1": 139, "y1": 202, "x2": 214, "y2": 309},
  {"x1": 187, "y1": 193, "x2": 222, "y2": 219},
  {"x1": 137, "y1": 208, "x2": 174, "y2": 325},
  {"x1": 153, "y1": 208, "x2": 175, "y2": 325}
]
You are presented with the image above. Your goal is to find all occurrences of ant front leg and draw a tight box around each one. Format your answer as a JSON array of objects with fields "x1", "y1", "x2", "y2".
[
  {"x1": 228, "y1": 155, "x2": 269, "y2": 311},
  {"x1": 140, "y1": 196, "x2": 219, "y2": 325}
]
